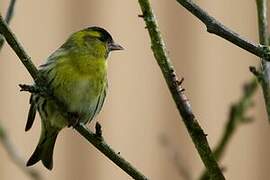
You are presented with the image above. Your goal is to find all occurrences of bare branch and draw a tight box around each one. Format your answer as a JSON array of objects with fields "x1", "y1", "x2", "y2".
[
  {"x1": 0, "y1": 15, "x2": 148, "y2": 180},
  {"x1": 137, "y1": 0, "x2": 225, "y2": 179},
  {"x1": 175, "y1": 0, "x2": 270, "y2": 61},
  {"x1": 175, "y1": 0, "x2": 270, "y2": 122},
  {"x1": 199, "y1": 79, "x2": 258, "y2": 180},
  {"x1": 0, "y1": 16, "x2": 38, "y2": 79},
  {"x1": 0, "y1": 1, "x2": 41, "y2": 179},
  {"x1": 159, "y1": 134, "x2": 192, "y2": 180},
  {"x1": 75, "y1": 124, "x2": 148, "y2": 179},
  {"x1": 0, "y1": 123, "x2": 41, "y2": 180},
  {"x1": 256, "y1": 0, "x2": 270, "y2": 122}
]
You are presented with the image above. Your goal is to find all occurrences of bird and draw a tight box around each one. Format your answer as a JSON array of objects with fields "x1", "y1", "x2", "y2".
[{"x1": 25, "y1": 26, "x2": 123, "y2": 170}]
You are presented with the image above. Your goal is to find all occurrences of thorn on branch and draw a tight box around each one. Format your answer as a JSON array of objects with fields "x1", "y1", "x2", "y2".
[
  {"x1": 179, "y1": 88, "x2": 185, "y2": 92},
  {"x1": 19, "y1": 83, "x2": 55, "y2": 100},
  {"x1": 95, "y1": 122, "x2": 103, "y2": 139},
  {"x1": 170, "y1": 70, "x2": 185, "y2": 93},
  {"x1": 249, "y1": 66, "x2": 263, "y2": 84},
  {"x1": 19, "y1": 84, "x2": 36, "y2": 92},
  {"x1": 178, "y1": 77, "x2": 184, "y2": 86},
  {"x1": 206, "y1": 21, "x2": 218, "y2": 34},
  {"x1": 249, "y1": 66, "x2": 261, "y2": 78},
  {"x1": 19, "y1": 84, "x2": 50, "y2": 98},
  {"x1": 249, "y1": 66, "x2": 257, "y2": 74}
]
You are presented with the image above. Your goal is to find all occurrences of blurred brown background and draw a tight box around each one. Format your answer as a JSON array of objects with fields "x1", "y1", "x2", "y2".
[{"x1": 0, "y1": 0, "x2": 270, "y2": 179}]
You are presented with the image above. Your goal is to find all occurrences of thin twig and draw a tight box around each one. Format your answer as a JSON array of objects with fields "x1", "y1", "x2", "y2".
[
  {"x1": 75, "y1": 124, "x2": 148, "y2": 179},
  {"x1": 256, "y1": 0, "x2": 270, "y2": 122},
  {"x1": 19, "y1": 84, "x2": 148, "y2": 180},
  {"x1": 0, "y1": 14, "x2": 148, "y2": 180},
  {"x1": 0, "y1": 1, "x2": 41, "y2": 179},
  {"x1": 0, "y1": 123, "x2": 41, "y2": 180},
  {"x1": 199, "y1": 79, "x2": 258, "y2": 180},
  {"x1": 0, "y1": 0, "x2": 17, "y2": 49},
  {"x1": 0, "y1": 16, "x2": 38, "y2": 79},
  {"x1": 5, "y1": 0, "x2": 16, "y2": 24},
  {"x1": 175, "y1": 0, "x2": 270, "y2": 61},
  {"x1": 159, "y1": 134, "x2": 192, "y2": 180},
  {"x1": 137, "y1": 0, "x2": 225, "y2": 179}
]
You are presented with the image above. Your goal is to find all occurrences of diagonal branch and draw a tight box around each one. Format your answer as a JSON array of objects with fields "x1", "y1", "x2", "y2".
[
  {"x1": 0, "y1": 1, "x2": 41, "y2": 179},
  {"x1": 199, "y1": 79, "x2": 258, "y2": 180},
  {"x1": 175, "y1": 0, "x2": 270, "y2": 61},
  {"x1": 0, "y1": 15, "x2": 148, "y2": 180},
  {"x1": 0, "y1": 122, "x2": 41, "y2": 180},
  {"x1": 159, "y1": 134, "x2": 192, "y2": 180},
  {"x1": 0, "y1": 16, "x2": 38, "y2": 79},
  {"x1": 256, "y1": 0, "x2": 270, "y2": 122},
  {"x1": 75, "y1": 124, "x2": 148, "y2": 180},
  {"x1": 137, "y1": 0, "x2": 225, "y2": 179}
]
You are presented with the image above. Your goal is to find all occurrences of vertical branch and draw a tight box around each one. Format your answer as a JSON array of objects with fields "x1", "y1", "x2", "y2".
[
  {"x1": 256, "y1": 0, "x2": 270, "y2": 122},
  {"x1": 137, "y1": 0, "x2": 225, "y2": 179},
  {"x1": 175, "y1": 0, "x2": 270, "y2": 122},
  {"x1": 256, "y1": 0, "x2": 269, "y2": 44}
]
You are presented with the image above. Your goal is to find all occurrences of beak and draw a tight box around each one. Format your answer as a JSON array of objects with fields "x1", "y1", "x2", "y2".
[{"x1": 109, "y1": 42, "x2": 124, "y2": 51}]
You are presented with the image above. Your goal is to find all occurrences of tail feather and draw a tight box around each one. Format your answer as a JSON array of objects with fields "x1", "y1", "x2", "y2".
[
  {"x1": 27, "y1": 129, "x2": 58, "y2": 170},
  {"x1": 25, "y1": 102, "x2": 37, "y2": 131},
  {"x1": 25, "y1": 95, "x2": 37, "y2": 131},
  {"x1": 41, "y1": 132, "x2": 58, "y2": 170}
]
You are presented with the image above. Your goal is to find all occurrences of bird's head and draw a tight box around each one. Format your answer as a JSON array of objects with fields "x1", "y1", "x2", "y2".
[{"x1": 66, "y1": 26, "x2": 123, "y2": 58}]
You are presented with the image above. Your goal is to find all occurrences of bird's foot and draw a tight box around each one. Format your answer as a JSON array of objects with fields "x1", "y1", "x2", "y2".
[
  {"x1": 67, "y1": 112, "x2": 80, "y2": 128},
  {"x1": 95, "y1": 122, "x2": 103, "y2": 139}
]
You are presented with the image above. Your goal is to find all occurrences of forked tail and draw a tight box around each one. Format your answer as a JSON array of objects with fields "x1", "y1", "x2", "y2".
[{"x1": 26, "y1": 129, "x2": 59, "y2": 170}]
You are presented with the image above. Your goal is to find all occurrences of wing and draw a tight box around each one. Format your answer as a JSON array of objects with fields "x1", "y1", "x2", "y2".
[
  {"x1": 39, "y1": 47, "x2": 68, "y2": 68},
  {"x1": 25, "y1": 94, "x2": 37, "y2": 131},
  {"x1": 25, "y1": 46, "x2": 71, "y2": 131},
  {"x1": 95, "y1": 83, "x2": 107, "y2": 116},
  {"x1": 87, "y1": 82, "x2": 108, "y2": 123}
]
